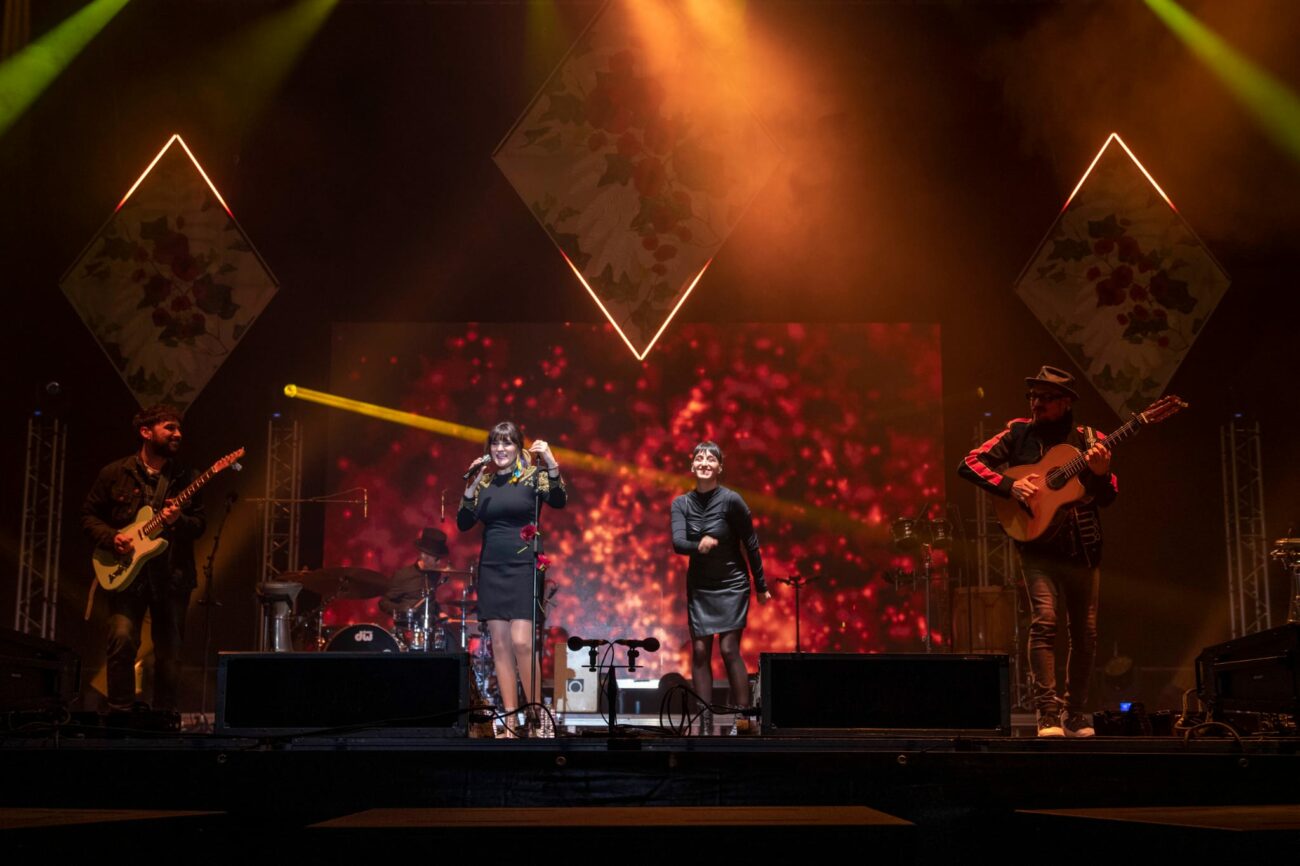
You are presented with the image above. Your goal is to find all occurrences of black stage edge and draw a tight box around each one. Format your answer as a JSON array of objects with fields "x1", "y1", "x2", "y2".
[{"x1": 3, "y1": 733, "x2": 1299, "y2": 860}]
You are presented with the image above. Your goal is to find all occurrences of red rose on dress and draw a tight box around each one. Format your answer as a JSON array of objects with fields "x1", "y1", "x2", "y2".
[
  {"x1": 520, "y1": 524, "x2": 539, "y2": 542},
  {"x1": 536, "y1": 554, "x2": 553, "y2": 572}
]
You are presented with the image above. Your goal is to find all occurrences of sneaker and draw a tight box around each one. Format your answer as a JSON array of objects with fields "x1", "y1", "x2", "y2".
[
  {"x1": 1036, "y1": 708, "x2": 1065, "y2": 738},
  {"x1": 1063, "y1": 710, "x2": 1096, "y2": 738}
]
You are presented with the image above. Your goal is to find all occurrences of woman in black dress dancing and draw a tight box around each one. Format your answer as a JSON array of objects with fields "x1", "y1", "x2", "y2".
[
  {"x1": 670, "y1": 441, "x2": 769, "y2": 731},
  {"x1": 459, "y1": 422, "x2": 566, "y2": 728}
]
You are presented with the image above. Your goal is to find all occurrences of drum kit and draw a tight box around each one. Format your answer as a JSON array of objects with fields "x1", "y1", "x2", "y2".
[{"x1": 282, "y1": 564, "x2": 483, "y2": 654}]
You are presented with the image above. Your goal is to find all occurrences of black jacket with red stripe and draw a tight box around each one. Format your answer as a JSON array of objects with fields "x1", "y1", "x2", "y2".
[{"x1": 958, "y1": 413, "x2": 1118, "y2": 564}]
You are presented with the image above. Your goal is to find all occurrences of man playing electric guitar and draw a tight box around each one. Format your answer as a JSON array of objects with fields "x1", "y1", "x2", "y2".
[
  {"x1": 958, "y1": 366, "x2": 1117, "y2": 738},
  {"x1": 82, "y1": 404, "x2": 206, "y2": 712}
]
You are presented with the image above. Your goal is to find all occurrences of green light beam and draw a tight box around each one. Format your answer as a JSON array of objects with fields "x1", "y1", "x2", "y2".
[
  {"x1": 1145, "y1": 0, "x2": 1300, "y2": 163},
  {"x1": 0, "y1": 0, "x2": 131, "y2": 138}
]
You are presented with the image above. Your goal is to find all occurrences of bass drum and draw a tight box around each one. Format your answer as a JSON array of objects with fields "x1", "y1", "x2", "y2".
[{"x1": 325, "y1": 623, "x2": 401, "y2": 653}]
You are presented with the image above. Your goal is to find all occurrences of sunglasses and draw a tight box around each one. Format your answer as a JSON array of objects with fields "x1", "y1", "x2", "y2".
[{"x1": 1026, "y1": 391, "x2": 1069, "y2": 403}]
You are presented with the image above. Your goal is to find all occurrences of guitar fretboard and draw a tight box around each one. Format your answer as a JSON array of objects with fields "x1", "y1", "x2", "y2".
[
  {"x1": 1045, "y1": 415, "x2": 1142, "y2": 488},
  {"x1": 139, "y1": 457, "x2": 236, "y2": 536}
]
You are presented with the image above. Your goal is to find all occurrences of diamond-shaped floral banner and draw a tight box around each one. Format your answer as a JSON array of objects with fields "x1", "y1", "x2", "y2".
[
  {"x1": 494, "y1": 0, "x2": 781, "y2": 360},
  {"x1": 1014, "y1": 134, "x2": 1229, "y2": 417},
  {"x1": 60, "y1": 135, "x2": 278, "y2": 409}
]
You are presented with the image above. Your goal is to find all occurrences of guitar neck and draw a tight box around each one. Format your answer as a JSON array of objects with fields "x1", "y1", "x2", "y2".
[
  {"x1": 140, "y1": 464, "x2": 221, "y2": 535},
  {"x1": 1053, "y1": 416, "x2": 1141, "y2": 483}
]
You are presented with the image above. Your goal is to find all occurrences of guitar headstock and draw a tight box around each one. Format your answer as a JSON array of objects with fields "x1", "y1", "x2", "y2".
[
  {"x1": 1136, "y1": 395, "x2": 1188, "y2": 426},
  {"x1": 213, "y1": 447, "x2": 246, "y2": 472}
]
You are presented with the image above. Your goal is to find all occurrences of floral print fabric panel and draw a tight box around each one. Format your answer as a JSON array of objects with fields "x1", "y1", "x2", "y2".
[
  {"x1": 494, "y1": 0, "x2": 781, "y2": 357},
  {"x1": 60, "y1": 141, "x2": 278, "y2": 409},
  {"x1": 1014, "y1": 141, "x2": 1229, "y2": 417}
]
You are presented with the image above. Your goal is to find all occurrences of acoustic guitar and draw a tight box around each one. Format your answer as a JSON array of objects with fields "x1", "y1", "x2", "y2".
[{"x1": 993, "y1": 396, "x2": 1186, "y2": 542}]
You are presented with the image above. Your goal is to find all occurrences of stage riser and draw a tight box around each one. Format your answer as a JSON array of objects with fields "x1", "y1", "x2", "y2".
[
  {"x1": 760, "y1": 653, "x2": 1011, "y2": 736},
  {"x1": 215, "y1": 651, "x2": 469, "y2": 736}
]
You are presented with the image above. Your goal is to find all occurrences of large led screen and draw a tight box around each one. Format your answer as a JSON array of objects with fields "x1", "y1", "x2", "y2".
[{"x1": 324, "y1": 323, "x2": 944, "y2": 678}]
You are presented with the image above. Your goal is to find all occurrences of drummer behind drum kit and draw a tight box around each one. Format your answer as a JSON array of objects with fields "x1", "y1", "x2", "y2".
[{"x1": 280, "y1": 565, "x2": 482, "y2": 654}]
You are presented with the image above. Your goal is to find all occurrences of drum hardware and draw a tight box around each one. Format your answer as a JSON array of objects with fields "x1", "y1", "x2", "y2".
[
  {"x1": 890, "y1": 508, "x2": 953, "y2": 654},
  {"x1": 325, "y1": 623, "x2": 402, "y2": 653},
  {"x1": 1272, "y1": 533, "x2": 1300, "y2": 624}
]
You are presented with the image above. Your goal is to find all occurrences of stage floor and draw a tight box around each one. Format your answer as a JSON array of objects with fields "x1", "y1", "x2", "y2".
[{"x1": 3, "y1": 723, "x2": 1298, "y2": 859}]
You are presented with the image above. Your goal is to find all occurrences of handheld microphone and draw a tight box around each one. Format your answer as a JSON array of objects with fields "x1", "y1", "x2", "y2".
[
  {"x1": 462, "y1": 455, "x2": 490, "y2": 480},
  {"x1": 567, "y1": 636, "x2": 608, "y2": 651},
  {"x1": 231, "y1": 461, "x2": 243, "y2": 472},
  {"x1": 614, "y1": 637, "x2": 660, "y2": 652}
]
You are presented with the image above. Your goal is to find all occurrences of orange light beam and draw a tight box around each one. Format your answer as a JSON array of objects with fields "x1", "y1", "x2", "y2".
[
  {"x1": 115, "y1": 134, "x2": 234, "y2": 217},
  {"x1": 1061, "y1": 132, "x2": 1176, "y2": 214}
]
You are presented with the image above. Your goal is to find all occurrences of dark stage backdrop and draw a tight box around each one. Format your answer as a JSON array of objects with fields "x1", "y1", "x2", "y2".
[{"x1": 325, "y1": 322, "x2": 944, "y2": 676}]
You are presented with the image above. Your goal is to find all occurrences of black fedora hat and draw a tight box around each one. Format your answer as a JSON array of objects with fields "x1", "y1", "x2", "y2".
[
  {"x1": 415, "y1": 527, "x2": 450, "y2": 557},
  {"x1": 1025, "y1": 365, "x2": 1079, "y2": 400}
]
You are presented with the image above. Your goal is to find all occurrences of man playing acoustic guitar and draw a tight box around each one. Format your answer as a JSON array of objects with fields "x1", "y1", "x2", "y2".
[
  {"x1": 959, "y1": 366, "x2": 1117, "y2": 738},
  {"x1": 82, "y1": 404, "x2": 206, "y2": 712}
]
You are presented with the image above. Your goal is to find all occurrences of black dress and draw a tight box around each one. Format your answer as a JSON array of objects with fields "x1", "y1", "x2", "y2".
[
  {"x1": 458, "y1": 466, "x2": 566, "y2": 621},
  {"x1": 671, "y1": 485, "x2": 767, "y2": 638}
]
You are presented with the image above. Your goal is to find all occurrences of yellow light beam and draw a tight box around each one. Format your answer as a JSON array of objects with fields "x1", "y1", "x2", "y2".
[{"x1": 283, "y1": 384, "x2": 884, "y2": 540}]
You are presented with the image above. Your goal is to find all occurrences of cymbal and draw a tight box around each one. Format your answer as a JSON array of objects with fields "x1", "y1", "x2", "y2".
[
  {"x1": 429, "y1": 567, "x2": 475, "y2": 576},
  {"x1": 1273, "y1": 538, "x2": 1300, "y2": 550},
  {"x1": 439, "y1": 598, "x2": 478, "y2": 608},
  {"x1": 284, "y1": 567, "x2": 390, "y2": 599}
]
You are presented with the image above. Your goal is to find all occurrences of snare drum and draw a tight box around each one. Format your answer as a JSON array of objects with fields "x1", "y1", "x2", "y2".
[{"x1": 325, "y1": 623, "x2": 401, "y2": 653}]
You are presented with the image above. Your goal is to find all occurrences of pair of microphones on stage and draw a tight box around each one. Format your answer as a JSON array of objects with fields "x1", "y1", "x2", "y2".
[{"x1": 567, "y1": 636, "x2": 660, "y2": 652}]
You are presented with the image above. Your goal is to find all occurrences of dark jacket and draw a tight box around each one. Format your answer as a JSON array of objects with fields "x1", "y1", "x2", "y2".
[
  {"x1": 958, "y1": 414, "x2": 1118, "y2": 564},
  {"x1": 81, "y1": 455, "x2": 207, "y2": 592}
]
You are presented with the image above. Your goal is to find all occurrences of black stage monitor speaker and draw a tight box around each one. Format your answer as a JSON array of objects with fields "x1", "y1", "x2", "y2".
[
  {"x1": 1196, "y1": 624, "x2": 1300, "y2": 717},
  {"x1": 0, "y1": 627, "x2": 81, "y2": 713},
  {"x1": 760, "y1": 652, "x2": 1011, "y2": 736},
  {"x1": 216, "y1": 652, "x2": 470, "y2": 736}
]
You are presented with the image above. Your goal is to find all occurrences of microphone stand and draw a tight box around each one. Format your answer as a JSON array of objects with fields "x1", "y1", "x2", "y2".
[
  {"x1": 529, "y1": 465, "x2": 545, "y2": 728},
  {"x1": 196, "y1": 492, "x2": 236, "y2": 731},
  {"x1": 774, "y1": 575, "x2": 817, "y2": 653}
]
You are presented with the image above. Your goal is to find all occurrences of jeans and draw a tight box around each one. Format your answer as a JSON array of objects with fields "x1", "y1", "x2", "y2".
[
  {"x1": 1021, "y1": 553, "x2": 1099, "y2": 712},
  {"x1": 105, "y1": 578, "x2": 192, "y2": 711}
]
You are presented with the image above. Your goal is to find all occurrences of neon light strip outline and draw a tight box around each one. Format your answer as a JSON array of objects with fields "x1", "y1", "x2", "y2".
[
  {"x1": 560, "y1": 252, "x2": 712, "y2": 361},
  {"x1": 115, "y1": 134, "x2": 234, "y2": 217},
  {"x1": 1062, "y1": 132, "x2": 1176, "y2": 213}
]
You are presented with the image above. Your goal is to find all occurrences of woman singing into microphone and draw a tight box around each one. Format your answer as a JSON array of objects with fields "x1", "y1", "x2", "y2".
[
  {"x1": 670, "y1": 440, "x2": 769, "y2": 734},
  {"x1": 458, "y1": 422, "x2": 566, "y2": 734}
]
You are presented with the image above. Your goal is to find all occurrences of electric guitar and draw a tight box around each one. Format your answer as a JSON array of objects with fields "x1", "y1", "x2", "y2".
[
  {"x1": 993, "y1": 396, "x2": 1187, "y2": 542},
  {"x1": 93, "y1": 448, "x2": 245, "y2": 591}
]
